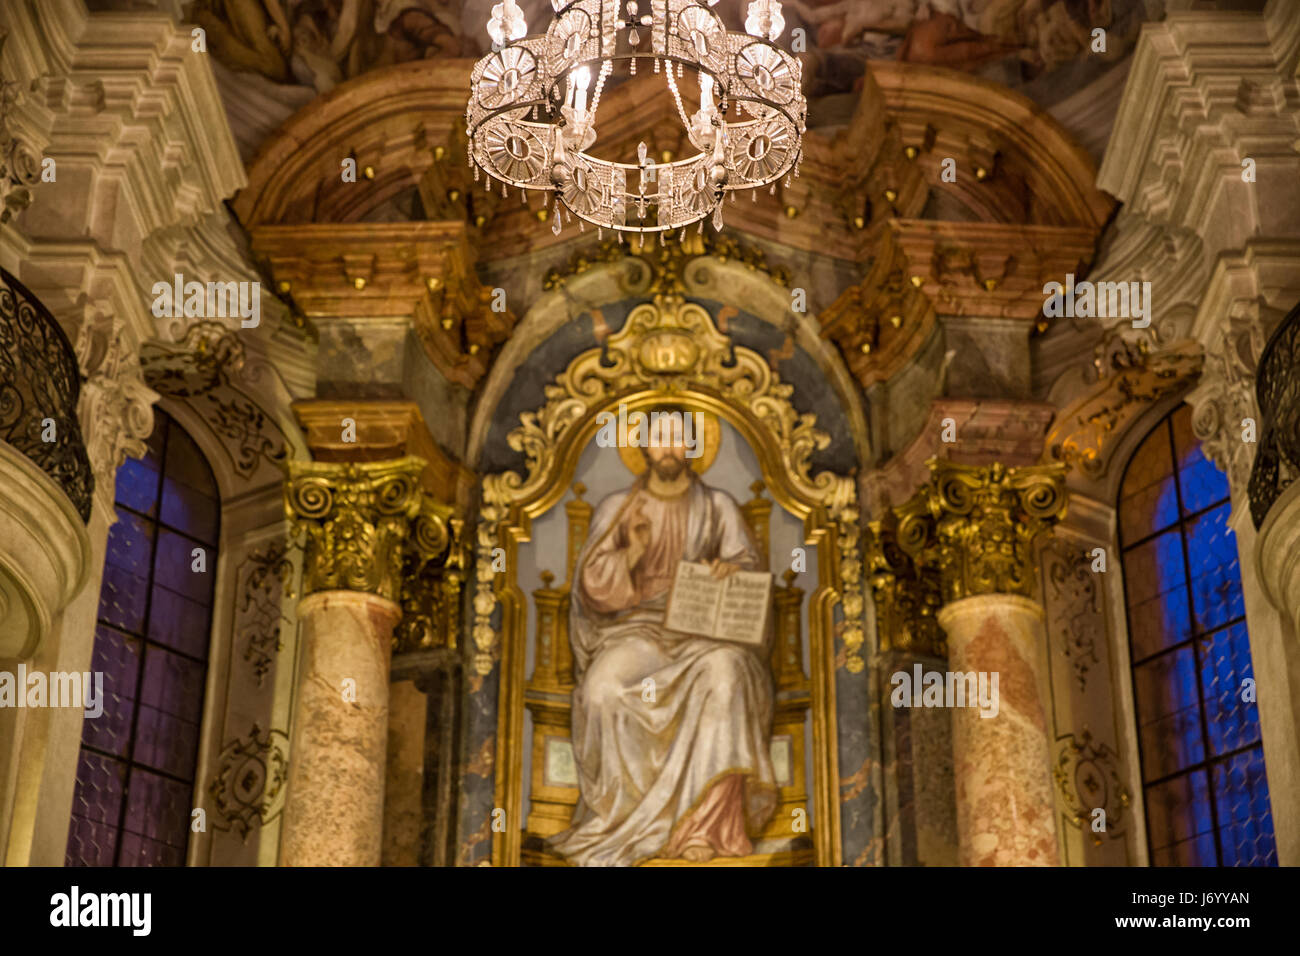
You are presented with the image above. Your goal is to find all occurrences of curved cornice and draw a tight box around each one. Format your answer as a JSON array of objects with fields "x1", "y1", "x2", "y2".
[
  {"x1": 869, "y1": 62, "x2": 1115, "y2": 232},
  {"x1": 235, "y1": 57, "x2": 1112, "y2": 253},
  {"x1": 234, "y1": 58, "x2": 474, "y2": 227}
]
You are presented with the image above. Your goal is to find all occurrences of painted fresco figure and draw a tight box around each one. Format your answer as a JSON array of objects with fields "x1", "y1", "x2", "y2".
[{"x1": 548, "y1": 413, "x2": 777, "y2": 866}]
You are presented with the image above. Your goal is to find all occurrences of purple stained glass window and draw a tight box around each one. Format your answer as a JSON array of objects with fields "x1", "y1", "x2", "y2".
[
  {"x1": 1119, "y1": 404, "x2": 1276, "y2": 866},
  {"x1": 65, "y1": 410, "x2": 219, "y2": 867}
]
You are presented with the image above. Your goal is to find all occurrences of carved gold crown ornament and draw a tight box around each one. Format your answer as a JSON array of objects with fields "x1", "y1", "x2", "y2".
[{"x1": 466, "y1": 0, "x2": 805, "y2": 238}]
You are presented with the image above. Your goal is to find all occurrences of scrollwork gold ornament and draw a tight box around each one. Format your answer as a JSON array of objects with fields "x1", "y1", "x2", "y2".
[
  {"x1": 1045, "y1": 334, "x2": 1201, "y2": 479},
  {"x1": 542, "y1": 227, "x2": 790, "y2": 293},
  {"x1": 865, "y1": 518, "x2": 946, "y2": 657},
  {"x1": 284, "y1": 456, "x2": 425, "y2": 601},
  {"x1": 482, "y1": 294, "x2": 854, "y2": 515},
  {"x1": 895, "y1": 459, "x2": 1068, "y2": 602},
  {"x1": 394, "y1": 494, "x2": 467, "y2": 653}
]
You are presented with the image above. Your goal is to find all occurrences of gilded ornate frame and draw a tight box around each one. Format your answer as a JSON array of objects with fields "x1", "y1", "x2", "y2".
[{"x1": 473, "y1": 293, "x2": 866, "y2": 866}]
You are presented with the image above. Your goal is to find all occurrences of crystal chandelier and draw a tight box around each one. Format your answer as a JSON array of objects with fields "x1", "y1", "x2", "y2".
[{"x1": 466, "y1": 0, "x2": 805, "y2": 239}]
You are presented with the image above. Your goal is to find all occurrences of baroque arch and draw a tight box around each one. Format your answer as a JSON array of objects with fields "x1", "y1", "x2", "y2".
[{"x1": 468, "y1": 291, "x2": 871, "y2": 867}]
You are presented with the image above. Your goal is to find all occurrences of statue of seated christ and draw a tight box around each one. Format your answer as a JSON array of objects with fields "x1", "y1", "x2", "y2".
[{"x1": 548, "y1": 412, "x2": 777, "y2": 867}]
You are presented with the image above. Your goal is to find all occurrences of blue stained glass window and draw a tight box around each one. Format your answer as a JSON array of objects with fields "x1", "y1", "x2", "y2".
[
  {"x1": 65, "y1": 410, "x2": 219, "y2": 867},
  {"x1": 1119, "y1": 404, "x2": 1276, "y2": 866}
]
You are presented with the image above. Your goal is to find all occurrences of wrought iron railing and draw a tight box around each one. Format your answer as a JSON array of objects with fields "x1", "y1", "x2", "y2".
[
  {"x1": 0, "y1": 267, "x2": 94, "y2": 521},
  {"x1": 1249, "y1": 301, "x2": 1300, "y2": 529}
]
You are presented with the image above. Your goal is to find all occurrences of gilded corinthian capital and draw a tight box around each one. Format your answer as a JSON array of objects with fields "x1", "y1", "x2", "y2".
[
  {"x1": 394, "y1": 494, "x2": 468, "y2": 653},
  {"x1": 864, "y1": 518, "x2": 947, "y2": 658},
  {"x1": 895, "y1": 460, "x2": 1068, "y2": 603},
  {"x1": 285, "y1": 456, "x2": 427, "y2": 601}
]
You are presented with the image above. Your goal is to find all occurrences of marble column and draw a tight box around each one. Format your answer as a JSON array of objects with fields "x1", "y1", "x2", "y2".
[
  {"x1": 895, "y1": 459, "x2": 1067, "y2": 867},
  {"x1": 282, "y1": 590, "x2": 401, "y2": 865},
  {"x1": 938, "y1": 594, "x2": 1056, "y2": 866},
  {"x1": 280, "y1": 456, "x2": 425, "y2": 866}
]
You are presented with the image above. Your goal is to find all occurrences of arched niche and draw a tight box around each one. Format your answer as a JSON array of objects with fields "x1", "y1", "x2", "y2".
[{"x1": 461, "y1": 292, "x2": 881, "y2": 867}]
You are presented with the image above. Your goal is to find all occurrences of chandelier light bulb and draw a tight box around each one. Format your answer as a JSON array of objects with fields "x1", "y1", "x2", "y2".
[
  {"x1": 569, "y1": 65, "x2": 591, "y2": 113},
  {"x1": 487, "y1": 0, "x2": 527, "y2": 46},
  {"x1": 699, "y1": 72, "x2": 715, "y2": 111},
  {"x1": 745, "y1": 0, "x2": 785, "y2": 41}
]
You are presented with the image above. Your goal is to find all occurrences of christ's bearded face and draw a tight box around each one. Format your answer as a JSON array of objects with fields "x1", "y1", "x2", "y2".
[{"x1": 644, "y1": 417, "x2": 688, "y2": 479}]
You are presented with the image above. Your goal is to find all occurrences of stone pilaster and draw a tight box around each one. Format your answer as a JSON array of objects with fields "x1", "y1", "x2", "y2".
[
  {"x1": 1242, "y1": 302, "x2": 1300, "y2": 864},
  {"x1": 866, "y1": 519, "x2": 957, "y2": 866},
  {"x1": 280, "y1": 456, "x2": 424, "y2": 866},
  {"x1": 896, "y1": 460, "x2": 1068, "y2": 866}
]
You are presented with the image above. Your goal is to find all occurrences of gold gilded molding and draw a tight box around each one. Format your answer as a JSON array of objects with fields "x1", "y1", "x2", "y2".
[
  {"x1": 285, "y1": 456, "x2": 426, "y2": 601},
  {"x1": 479, "y1": 293, "x2": 856, "y2": 867},
  {"x1": 865, "y1": 518, "x2": 946, "y2": 658},
  {"x1": 896, "y1": 459, "x2": 1067, "y2": 602},
  {"x1": 292, "y1": 398, "x2": 477, "y2": 506},
  {"x1": 395, "y1": 494, "x2": 467, "y2": 653},
  {"x1": 542, "y1": 227, "x2": 790, "y2": 294},
  {"x1": 1044, "y1": 336, "x2": 1203, "y2": 479},
  {"x1": 482, "y1": 295, "x2": 854, "y2": 518}
]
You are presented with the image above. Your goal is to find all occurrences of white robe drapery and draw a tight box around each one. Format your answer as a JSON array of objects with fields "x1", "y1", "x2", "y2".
[{"x1": 547, "y1": 473, "x2": 777, "y2": 866}]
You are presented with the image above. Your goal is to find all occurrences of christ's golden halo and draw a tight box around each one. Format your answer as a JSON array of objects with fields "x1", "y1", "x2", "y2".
[{"x1": 612, "y1": 406, "x2": 721, "y2": 475}]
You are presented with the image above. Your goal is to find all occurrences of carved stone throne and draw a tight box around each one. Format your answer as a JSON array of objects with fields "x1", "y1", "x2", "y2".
[{"x1": 521, "y1": 479, "x2": 814, "y2": 866}]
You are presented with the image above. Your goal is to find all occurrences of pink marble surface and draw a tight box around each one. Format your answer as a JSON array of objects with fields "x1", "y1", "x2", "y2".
[{"x1": 940, "y1": 595, "x2": 1059, "y2": 866}]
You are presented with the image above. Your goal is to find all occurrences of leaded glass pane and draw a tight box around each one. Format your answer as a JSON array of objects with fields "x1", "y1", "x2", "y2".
[
  {"x1": 1120, "y1": 405, "x2": 1275, "y2": 867},
  {"x1": 1185, "y1": 503, "x2": 1245, "y2": 633},
  {"x1": 65, "y1": 410, "x2": 218, "y2": 867}
]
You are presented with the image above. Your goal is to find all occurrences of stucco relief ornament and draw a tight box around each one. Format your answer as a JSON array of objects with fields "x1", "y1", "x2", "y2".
[
  {"x1": 0, "y1": 31, "x2": 41, "y2": 225},
  {"x1": 208, "y1": 724, "x2": 290, "y2": 840},
  {"x1": 74, "y1": 310, "x2": 158, "y2": 508},
  {"x1": 1188, "y1": 298, "x2": 1282, "y2": 501},
  {"x1": 466, "y1": 0, "x2": 805, "y2": 238}
]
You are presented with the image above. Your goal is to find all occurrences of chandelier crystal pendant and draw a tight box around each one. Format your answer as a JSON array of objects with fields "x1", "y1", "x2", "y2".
[{"x1": 467, "y1": 0, "x2": 805, "y2": 237}]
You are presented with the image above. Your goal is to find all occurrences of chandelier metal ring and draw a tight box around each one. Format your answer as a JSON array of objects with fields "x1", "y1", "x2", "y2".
[{"x1": 467, "y1": 0, "x2": 805, "y2": 238}]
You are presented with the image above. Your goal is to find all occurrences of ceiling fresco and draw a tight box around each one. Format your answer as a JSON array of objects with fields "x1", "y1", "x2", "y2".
[{"x1": 188, "y1": 0, "x2": 1152, "y2": 111}]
